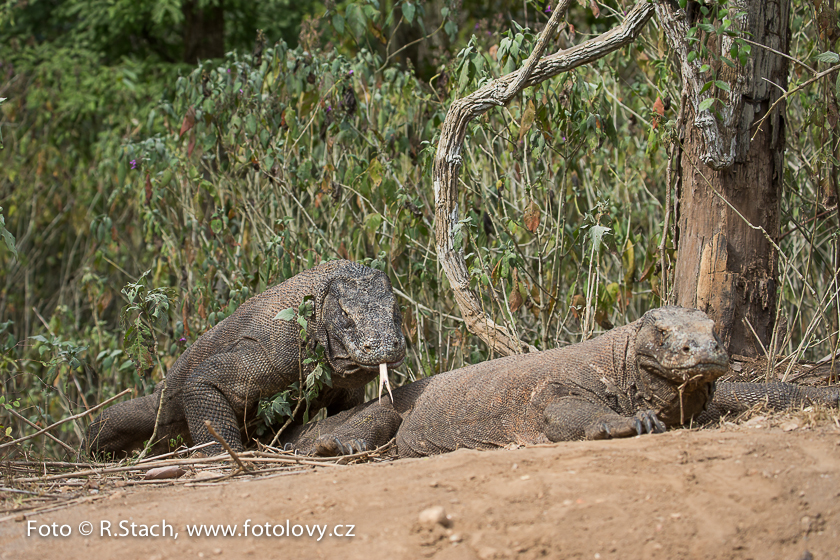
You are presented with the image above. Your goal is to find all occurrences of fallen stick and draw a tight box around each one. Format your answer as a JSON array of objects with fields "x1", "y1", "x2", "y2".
[
  {"x1": 137, "y1": 441, "x2": 216, "y2": 463},
  {"x1": 4, "y1": 407, "x2": 78, "y2": 455},
  {"x1": 0, "y1": 388, "x2": 132, "y2": 450},
  {"x1": 204, "y1": 420, "x2": 251, "y2": 472},
  {"x1": 13, "y1": 448, "x2": 342, "y2": 483}
]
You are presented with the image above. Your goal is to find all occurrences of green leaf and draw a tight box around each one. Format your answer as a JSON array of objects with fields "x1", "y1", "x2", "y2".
[
  {"x1": 459, "y1": 57, "x2": 471, "y2": 92},
  {"x1": 444, "y1": 20, "x2": 458, "y2": 41},
  {"x1": 402, "y1": 2, "x2": 415, "y2": 24},
  {"x1": 816, "y1": 51, "x2": 840, "y2": 64},
  {"x1": 0, "y1": 207, "x2": 18, "y2": 260},
  {"x1": 332, "y1": 14, "x2": 345, "y2": 35},
  {"x1": 588, "y1": 225, "x2": 611, "y2": 248},
  {"x1": 698, "y1": 98, "x2": 716, "y2": 112},
  {"x1": 346, "y1": 4, "x2": 366, "y2": 37},
  {"x1": 274, "y1": 308, "x2": 296, "y2": 322},
  {"x1": 715, "y1": 80, "x2": 731, "y2": 92}
]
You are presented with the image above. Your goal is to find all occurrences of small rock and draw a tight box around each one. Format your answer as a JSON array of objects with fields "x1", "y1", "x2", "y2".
[
  {"x1": 520, "y1": 475, "x2": 530, "y2": 481},
  {"x1": 145, "y1": 466, "x2": 186, "y2": 480},
  {"x1": 781, "y1": 421, "x2": 800, "y2": 432},
  {"x1": 419, "y1": 506, "x2": 452, "y2": 528},
  {"x1": 742, "y1": 416, "x2": 767, "y2": 428},
  {"x1": 798, "y1": 551, "x2": 814, "y2": 560},
  {"x1": 193, "y1": 470, "x2": 225, "y2": 480},
  {"x1": 449, "y1": 533, "x2": 462, "y2": 543},
  {"x1": 213, "y1": 548, "x2": 223, "y2": 555}
]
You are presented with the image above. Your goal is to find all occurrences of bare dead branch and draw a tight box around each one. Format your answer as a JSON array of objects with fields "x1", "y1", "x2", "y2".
[
  {"x1": 433, "y1": 1, "x2": 655, "y2": 355},
  {"x1": 0, "y1": 388, "x2": 132, "y2": 451}
]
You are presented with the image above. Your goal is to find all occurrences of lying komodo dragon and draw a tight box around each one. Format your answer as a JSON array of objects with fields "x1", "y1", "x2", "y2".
[
  {"x1": 280, "y1": 306, "x2": 839, "y2": 457},
  {"x1": 86, "y1": 260, "x2": 406, "y2": 456}
]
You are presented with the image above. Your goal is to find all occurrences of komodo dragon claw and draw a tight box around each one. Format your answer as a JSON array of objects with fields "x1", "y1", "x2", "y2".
[
  {"x1": 634, "y1": 410, "x2": 666, "y2": 435},
  {"x1": 315, "y1": 435, "x2": 368, "y2": 456}
]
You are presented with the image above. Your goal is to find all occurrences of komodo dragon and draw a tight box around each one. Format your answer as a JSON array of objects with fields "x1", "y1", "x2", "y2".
[
  {"x1": 86, "y1": 260, "x2": 406, "y2": 456},
  {"x1": 280, "y1": 306, "x2": 839, "y2": 458}
]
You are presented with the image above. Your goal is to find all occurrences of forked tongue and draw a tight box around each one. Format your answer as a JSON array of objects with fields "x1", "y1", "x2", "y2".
[{"x1": 378, "y1": 362, "x2": 394, "y2": 404}]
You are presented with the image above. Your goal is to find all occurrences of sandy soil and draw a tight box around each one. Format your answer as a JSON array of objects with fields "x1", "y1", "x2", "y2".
[{"x1": 2, "y1": 417, "x2": 839, "y2": 560}]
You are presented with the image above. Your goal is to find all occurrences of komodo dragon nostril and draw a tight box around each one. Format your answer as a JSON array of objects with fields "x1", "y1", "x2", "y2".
[{"x1": 363, "y1": 343, "x2": 372, "y2": 352}]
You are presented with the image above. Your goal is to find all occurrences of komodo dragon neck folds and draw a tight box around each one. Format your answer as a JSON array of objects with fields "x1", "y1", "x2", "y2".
[
  {"x1": 282, "y1": 306, "x2": 839, "y2": 458},
  {"x1": 86, "y1": 260, "x2": 406, "y2": 456}
]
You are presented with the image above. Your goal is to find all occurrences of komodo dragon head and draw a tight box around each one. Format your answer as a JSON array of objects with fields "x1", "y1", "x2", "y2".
[
  {"x1": 633, "y1": 307, "x2": 728, "y2": 422},
  {"x1": 315, "y1": 270, "x2": 406, "y2": 387}
]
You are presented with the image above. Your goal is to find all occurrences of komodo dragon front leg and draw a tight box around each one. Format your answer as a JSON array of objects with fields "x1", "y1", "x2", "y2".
[
  {"x1": 183, "y1": 340, "x2": 278, "y2": 453},
  {"x1": 543, "y1": 397, "x2": 666, "y2": 441}
]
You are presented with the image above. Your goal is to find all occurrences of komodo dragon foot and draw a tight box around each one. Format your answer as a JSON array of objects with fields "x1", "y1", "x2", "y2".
[
  {"x1": 585, "y1": 410, "x2": 666, "y2": 440},
  {"x1": 315, "y1": 435, "x2": 370, "y2": 456}
]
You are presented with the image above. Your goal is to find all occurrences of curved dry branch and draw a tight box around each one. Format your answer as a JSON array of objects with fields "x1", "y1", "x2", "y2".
[{"x1": 433, "y1": 1, "x2": 655, "y2": 356}]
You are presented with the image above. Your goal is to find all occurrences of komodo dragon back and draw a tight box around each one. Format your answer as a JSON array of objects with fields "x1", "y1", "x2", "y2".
[{"x1": 86, "y1": 260, "x2": 406, "y2": 456}]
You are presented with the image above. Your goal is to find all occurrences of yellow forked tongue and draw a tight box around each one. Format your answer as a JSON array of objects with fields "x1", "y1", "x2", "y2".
[{"x1": 378, "y1": 362, "x2": 394, "y2": 404}]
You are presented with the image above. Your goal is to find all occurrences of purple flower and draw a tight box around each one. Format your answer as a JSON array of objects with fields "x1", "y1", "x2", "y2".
[
  {"x1": 227, "y1": 68, "x2": 231, "y2": 73},
  {"x1": 239, "y1": 89, "x2": 243, "y2": 93},
  {"x1": 545, "y1": 4, "x2": 552, "y2": 13},
  {"x1": 326, "y1": 105, "x2": 332, "y2": 113},
  {"x1": 130, "y1": 159, "x2": 137, "y2": 169},
  {"x1": 475, "y1": 23, "x2": 480, "y2": 30},
  {"x1": 348, "y1": 69, "x2": 354, "y2": 76},
  {"x1": 179, "y1": 337, "x2": 186, "y2": 343}
]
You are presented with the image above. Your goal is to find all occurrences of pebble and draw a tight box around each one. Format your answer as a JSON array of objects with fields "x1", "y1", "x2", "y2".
[{"x1": 418, "y1": 505, "x2": 452, "y2": 528}]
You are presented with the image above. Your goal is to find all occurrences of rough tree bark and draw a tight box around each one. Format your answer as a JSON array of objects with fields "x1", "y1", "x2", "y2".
[
  {"x1": 433, "y1": 1, "x2": 655, "y2": 356},
  {"x1": 657, "y1": 0, "x2": 789, "y2": 356},
  {"x1": 183, "y1": 0, "x2": 226, "y2": 64}
]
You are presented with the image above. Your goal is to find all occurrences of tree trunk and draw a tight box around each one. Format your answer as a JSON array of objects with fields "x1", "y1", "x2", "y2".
[
  {"x1": 660, "y1": 0, "x2": 789, "y2": 356},
  {"x1": 183, "y1": 0, "x2": 226, "y2": 64}
]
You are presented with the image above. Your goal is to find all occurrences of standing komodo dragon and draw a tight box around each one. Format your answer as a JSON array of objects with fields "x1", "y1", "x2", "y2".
[
  {"x1": 281, "y1": 306, "x2": 839, "y2": 457},
  {"x1": 86, "y1": 260, "x2": 406, "y2": 456}
]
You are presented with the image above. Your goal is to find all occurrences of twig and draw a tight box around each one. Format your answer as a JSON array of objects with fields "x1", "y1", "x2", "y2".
[
  {"x1": 4, "y1": 406, "x2": 77, "y2": 455},
  {"x1": 738, "y1": 37, "x2": 815, "y2": 75},
  {"x1": 752, "y1": 62, "x2": 840, "y2": 140},
  {"x1": 204, "y1": 420, "x2": 251, "y2": 472},
  {"x1": 137, "y1": 378, "x2": 166, "y2": 461},
  {"x1": 13, "y1": 450, "x2": 341, "y2": 483},
  {"x1": 0, "y1": 486, "x2": 42, "y2": 496},
  {"x1": 0, "y1": 388, "x2": 132, "y2": 450},
  {"x1": 137, "y1": 441, "x2": 216, "y2": 463}
]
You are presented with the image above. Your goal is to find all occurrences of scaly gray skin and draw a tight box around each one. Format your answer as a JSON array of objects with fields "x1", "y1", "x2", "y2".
[
  {"x1": 281, "y1": 306, "x2": 731, "y2": 458},
  {"x1": 85, "y1": 260, "x2": 406, "y2": 456},
  {"x1": 696, "y1": 381, "x2": 840, "y2": 423}
]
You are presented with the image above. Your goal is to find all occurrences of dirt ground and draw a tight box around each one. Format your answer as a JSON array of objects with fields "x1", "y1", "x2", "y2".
[{"x1": 2, "y1": 415, "x2": 839, "y2": 560}]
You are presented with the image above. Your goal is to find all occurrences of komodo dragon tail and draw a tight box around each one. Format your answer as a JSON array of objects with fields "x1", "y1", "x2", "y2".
[
  {"x1": 85, "y1": 392, "x2": 161, "y2": 456},
  {"x1": 697, "y1": 381, "x2": 840, "y2": 423}
]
